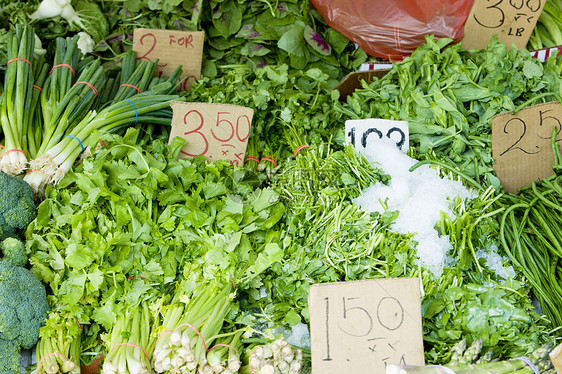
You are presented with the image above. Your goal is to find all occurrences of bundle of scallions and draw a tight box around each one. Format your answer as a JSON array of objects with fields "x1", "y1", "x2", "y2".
[{"x1": 0, "y1": 24, "x2": 185, "y2": 195}]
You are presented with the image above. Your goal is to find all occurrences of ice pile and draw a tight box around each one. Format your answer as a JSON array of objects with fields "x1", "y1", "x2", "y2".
[
  {"x1": 476, "y1": 244, "x2": 515, "y2": 281},
  {"x1": 353, "y1": 139, "x2": 475, "y2": 277}
]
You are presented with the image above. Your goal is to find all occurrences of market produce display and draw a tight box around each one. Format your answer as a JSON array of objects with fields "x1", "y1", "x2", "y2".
[{"x1": 0, "y1": 1, "x2": 562, "y2": 374}]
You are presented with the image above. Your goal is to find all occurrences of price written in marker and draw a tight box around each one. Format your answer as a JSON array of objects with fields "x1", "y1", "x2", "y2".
[
  {"x1": 492, "y1": 101, "x2": 562, "y2": 193},
  {"x1": 169, "y1": 102, "x2": 254, "y2": 166},
  {"x1": 345, "y1": 119, "x2": 409, "y2": 153},
  {"x1": 133, "y1": 29, "x2": 205, "y2": 91},
  {"x1": 462, "y1": 0, "x2": 545, "y2": 50},
  {"x1": 308, "y1": 278, "x2": 424, "y2": 374}
]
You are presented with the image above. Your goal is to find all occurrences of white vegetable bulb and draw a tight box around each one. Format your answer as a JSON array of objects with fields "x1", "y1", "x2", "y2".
[
  {"x1": 77, "y1": 32, "x2": 95, "y2": 55},
  {"x1": 60, "y1": 3, "x2": 86, "y2": 29},
  {"x1": 29, "y1": 0, "x2": 64, "y2": 20},
  {"x1": 33, "y1": 34, "x2": 47, "y2": 58}
]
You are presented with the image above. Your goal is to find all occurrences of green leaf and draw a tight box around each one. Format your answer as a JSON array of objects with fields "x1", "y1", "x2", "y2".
[
  {"x1": 303, "y1": 25, "x2": 331, "y2": 56},
  {"x1": 211, "y1": 0, "x2": 243, "y2": 37},
  {"x1": 523, "y1": 60, "x2": 542, "y2": 79},
  {"x1": 278, "y1": 25, "x2": 307, "y2": 57}
]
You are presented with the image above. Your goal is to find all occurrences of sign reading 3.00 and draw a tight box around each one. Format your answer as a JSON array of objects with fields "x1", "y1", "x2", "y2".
[
  {"x1": 462, "y1": 0, "x2": 545, "y2": 50},
  {"x1": 308, "y1": 278, "x2": 424, "y2": 374},
  {"x1": 169, "y1": 102, "x2": 253, "y2": 165}
]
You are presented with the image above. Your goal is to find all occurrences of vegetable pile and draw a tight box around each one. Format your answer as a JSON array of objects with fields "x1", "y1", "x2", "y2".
[{"x1": 0, "y1": 1, "x2": 561, "y2": 374}]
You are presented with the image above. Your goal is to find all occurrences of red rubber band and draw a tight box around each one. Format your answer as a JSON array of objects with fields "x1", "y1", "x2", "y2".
[
  {"x1": 119, "y1": 84, "x2": 142, "y2": 93},
  {"x1": 99, "y1": 140, "x2": 106, "y2": 147},
  {"x1": 33, "y1": 85, "x2": 42, "y2": 91},
  {"x1": 176, "y1": 323, "x2": 207, "y2": 352},
  {"x1": 249, "y1": 348, "x2": 258, "y2": 374},
  {"x1": 50, "y1": 64, "x2": 76, "y2": 76},
  {"x1": 74, "y1": 81, "x2": 98, "y2": 97},
  {"x1": 7, "y1": 58, "x2": 32, "y2": 67},
  {"x1": 1, "y1": 149, "x2": 25, "y2": 158},
  {"x1": 0, "y1": 144, "x2": 4, "y2": 149},
  {"x1": 260, "y1": 156, "x2": 277, "y2": 167},
  {"x1": 207, "y1": 343, "x2": 239, "y2": 353},
  {"x1": 108, "y1": 343, "x2": 151, "y2": 361},
  {"x1": 25, "y1": 169, "x2": 45, "y2": 174},
  {"x1": 245, "y1": 156, "x2": 260, "y2": 164},
  {"x1": 38, "y1": 352, "x2": 73, "y2": 368},
  {"x1": 293, "y1": 145, "x2": 310, "y2": 157},
  {"x1": 155, "y1": 330, "x2": 173, "y2": 347}
]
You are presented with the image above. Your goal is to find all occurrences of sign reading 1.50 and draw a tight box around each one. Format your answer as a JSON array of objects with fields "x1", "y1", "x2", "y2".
[
  {"x1": 169, "y1": 102, "x2": 254, "y2": 165},
  {"x1": 474, "y1": 0, "x2": 542, "y2": 30}
]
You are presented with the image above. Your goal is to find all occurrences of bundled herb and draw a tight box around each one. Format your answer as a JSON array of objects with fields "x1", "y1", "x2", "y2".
[{"x1": 337, "y1": 35, "x2": 562, "y2": 188}]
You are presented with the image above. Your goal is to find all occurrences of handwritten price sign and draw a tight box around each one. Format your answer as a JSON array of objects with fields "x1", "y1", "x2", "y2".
[
  {"x1": 308, "y1": 278, "x2": 424, "y2": 374},
  {"x1": 345, "y1": 119, "x2": 409, "y2": 153},
  {"x1": 133, "y1": 29, "x2": 204, "y2": 91},
  {"x1": 492, "y1": 101, "x2": 562, "y2": 193},
  {"x1": 169, "y1": 102, "x2": 253, "y2": 165},
  {"x1": 462, "y1": 0, "x2": 545, "y2": 50}
]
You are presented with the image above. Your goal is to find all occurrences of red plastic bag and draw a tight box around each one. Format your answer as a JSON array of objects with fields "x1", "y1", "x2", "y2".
[{"x1": 310, "y1": 0, "x2": 475, "y2": 60}]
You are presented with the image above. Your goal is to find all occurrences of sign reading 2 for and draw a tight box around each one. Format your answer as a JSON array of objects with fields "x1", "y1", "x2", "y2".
[
  {"x1": 169, "y1": 102, "x2": 253, "y2": 165},
  {"x1": 308, "y1": 278, "x2": 424, "y2": 374},
  {"x1": 133, "y1": 29, "x2": 205, "y2": 91}
]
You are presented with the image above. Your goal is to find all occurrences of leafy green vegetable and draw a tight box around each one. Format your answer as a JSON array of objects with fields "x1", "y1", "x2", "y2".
[{"x1": 337, "y1": 35, "x2": 562, "y2": 188}]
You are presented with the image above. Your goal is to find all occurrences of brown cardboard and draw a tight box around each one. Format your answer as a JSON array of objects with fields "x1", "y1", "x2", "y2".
[
  {"x1": 169, "y1": 102, "x2": 253, "y2": 166},
  {"x1": 492, "y1": 101, "x2": 562, "y2": 193},
  {"x1": 308, "y1": 278, "x2": 424, "y2": 374},
  {"x1": 462, "y1": 0, "x2": 545, "y2": 50},
  {"x1": 336, "y1": 69, "x2": 390, "y2": 101},
  {"x1": 133, "y1": 29, "x2": 204, "y2": 91},
  {"x1": 550, "y1": 343, "x2": 562, "y2": 374}
]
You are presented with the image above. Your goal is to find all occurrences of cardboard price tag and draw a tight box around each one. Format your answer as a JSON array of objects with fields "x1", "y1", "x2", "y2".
[
  {"x1": 133, "y1": 29, "x2": 204, "y2": 91},
  {"x1": 345, "y1": 119, "x2": 409, "y2": 153},
  {"x1": 169, "y1": 102, "x2": 253, "y2": 166},
  {"x1": 308, "y1": 278, "x2": 424, "y2": 374},
  {"x1": 492, "y1": 101, "x2": 562, "y2": 193},
  {"x1": 550, "y1": 343, "x2": 562, "y2": 374},
  {"x1": 461, "y1": 0, "x2": 545, "y2": 50}
]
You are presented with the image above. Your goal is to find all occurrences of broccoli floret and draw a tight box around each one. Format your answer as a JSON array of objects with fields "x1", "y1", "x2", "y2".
[
  {"x1": 0, "y1": 238, "x2": 26, "y2": 267},
  {"x1": 0, "y1": 172, "x2": 37, "y2": 242},
  {"x1": 0, "y1": 260, "x2": 49, "y2": 373},
  {"x1": 0, "y1": 338, "x2": 20, "y2": 374}
]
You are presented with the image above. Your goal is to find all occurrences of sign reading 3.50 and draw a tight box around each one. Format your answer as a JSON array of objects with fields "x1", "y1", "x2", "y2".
[{"x1": 169, "y1": 102, "x2": 254, "y2": 165}]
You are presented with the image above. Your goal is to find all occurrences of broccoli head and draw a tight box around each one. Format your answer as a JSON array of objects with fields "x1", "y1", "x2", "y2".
[
  {"x1": 0, "y1": 172, "x2": 37, "y2": 241},
  {"x1": 0, "y1": 238, "x2": 27, "y2": 267},
  {"x1": 0, "y1": 260, "x2": 49, "y2": 373},
  {"x1": 0, "y1": 338, "x2": 20, "y2": 374}
]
